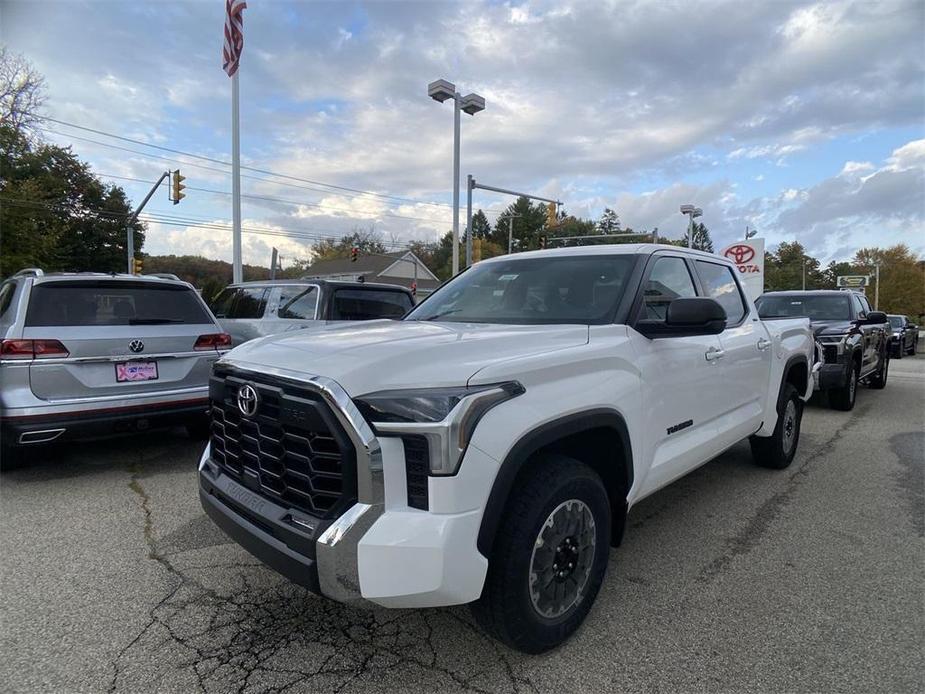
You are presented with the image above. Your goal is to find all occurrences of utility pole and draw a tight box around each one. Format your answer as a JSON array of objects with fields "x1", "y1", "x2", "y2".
[
  {"x1": 466, "y1": 175, "x2": 474, "y2": 267},
  {"x1": 874, "y1": 263, "x2": 881, "y2": 309},
  {"x1": 126, "y1": 171, "x2": 171, "y2": 274},
  {"x1": 499, "y1": 213, "x2": 522, "y2": 254},
  {"x1": 270, "y1": 247, "x2": 278, "y2": 280}
]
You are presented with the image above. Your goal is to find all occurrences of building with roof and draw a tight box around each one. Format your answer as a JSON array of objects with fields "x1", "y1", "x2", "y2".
[{"x1": 300, "y1": 250, "x2": 441, "y2": 296}]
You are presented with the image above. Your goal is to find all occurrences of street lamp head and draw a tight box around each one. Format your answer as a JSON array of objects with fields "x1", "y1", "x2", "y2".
[
  {"x1": 428, "y1": 79, "x2": 456, "y2": 103},
  {"x1": 680, "y1": 204, "x2": 695, "y2": 214},
  {"x1": 460, "y1": 93, "x2": 486, "y2": 115},
  {"x1": 693, "y1": 208, "x2": 703, "y2": 218},
  {"x1": 745, "y1": 228, "x2": 757, "y2": 239}
]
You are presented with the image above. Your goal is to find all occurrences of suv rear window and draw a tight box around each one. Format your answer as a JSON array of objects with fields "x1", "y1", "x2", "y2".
[
  {"x1": 331, "y1": 289, "x2": 412, "y2": 320},
  {"x1": 25, "y1": 281, "x2": 213, "y2": 326},
  {"x1": 211, "y1": 287, "x2": 268, "y2": 319}
]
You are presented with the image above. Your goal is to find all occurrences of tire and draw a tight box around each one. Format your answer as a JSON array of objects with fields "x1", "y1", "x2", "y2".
[
  {"x1": 471, "y1": 455, "x2": 611, "y2": 654},
  {"x1": 908, "y1": 340, "x2": 917, "y2": 356},
  {"x1": 868, "y1": 354, "x2": 889, "y2": 389},
  {"x1": 185, "y1": 415, "x2": 211, "y2": 440},
  {"x1": 829, "y1": 362, "x2": 858, "y2": 411},
  {"x1": 894, "y1": 342, "x2": 903, "y2": 359},
  {"x1": 750, "y1": 383, "x2": 803, "y2": 469}
]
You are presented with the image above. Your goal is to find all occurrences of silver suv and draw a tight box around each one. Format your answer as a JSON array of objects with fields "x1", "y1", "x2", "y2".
[{"x1": 0, "y1": 269, "x2": 230, "y2": 465}]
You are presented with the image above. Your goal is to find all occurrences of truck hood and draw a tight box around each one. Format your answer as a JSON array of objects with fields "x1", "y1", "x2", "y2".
[
  {"x1": 811, "y1": 320, "x2": 855, "y2": 337},
  {"x1": 221, "y1": 320, "x2": 589, "y2": 395}
]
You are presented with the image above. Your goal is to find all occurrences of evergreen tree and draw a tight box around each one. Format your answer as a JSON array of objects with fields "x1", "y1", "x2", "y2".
[{"x1": 597, "y1": 208, "x2": 621, "y2": 235}]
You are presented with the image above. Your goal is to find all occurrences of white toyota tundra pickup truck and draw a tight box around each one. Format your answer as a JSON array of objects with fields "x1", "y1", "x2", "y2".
[{"x1": 198, "y1": 245, "x2": 815, "y2": 653}]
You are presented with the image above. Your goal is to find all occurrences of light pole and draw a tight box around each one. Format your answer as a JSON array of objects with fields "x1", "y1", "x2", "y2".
[
  {"x1": 802, "y1": 258, "x2": 812, "y2": 290},
  {"x1": 498, "y1": 213, "x2": 522, "y2": 254},
  {"x1": 679, "y1": 204, "x2": 702, "y2": 249},
  {"x1": 428, "y1": 79, "x2": 486, "y2": 275},
  {"x1": 874, "y1": 263, "x2": 881, "y2": 309},
  {"x1": 745, "y1": 226, "x2": 757, "y2": 240}
]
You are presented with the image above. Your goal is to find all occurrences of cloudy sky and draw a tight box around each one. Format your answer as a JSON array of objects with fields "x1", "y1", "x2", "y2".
[{"x1": 3, "y1": 0, "x2": 923, "y2": 267}]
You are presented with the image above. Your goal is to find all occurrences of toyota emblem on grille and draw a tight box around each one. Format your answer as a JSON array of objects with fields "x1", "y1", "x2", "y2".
[
  {"x1": 237, "y1": 384, "x2": 259, "y2": 417},
  {"x1": 129, "y1": 339, "x2": 144, "y2": 353}
]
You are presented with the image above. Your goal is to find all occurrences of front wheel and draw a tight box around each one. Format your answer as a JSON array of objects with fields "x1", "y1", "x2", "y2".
[
  {"x1": 471, "y1": 455, "x2": 611, "y2": 654},
  {"x1": 829, "y1": 363, "x2": 858, "y2": 411},
  {"x1": 750, "y1": 383, "x2": 803, "y2": 469}
]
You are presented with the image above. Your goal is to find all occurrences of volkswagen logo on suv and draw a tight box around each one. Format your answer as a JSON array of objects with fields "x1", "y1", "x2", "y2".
[
  {"x1": 237, "y1": 384, "x2": 259, "y2": 417},
  {"x1": 129, "y1": 339, "x2": 145, "y2": 353}
]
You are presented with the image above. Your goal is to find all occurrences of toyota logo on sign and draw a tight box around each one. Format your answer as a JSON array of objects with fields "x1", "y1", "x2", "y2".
[
  {"x1": 129, "y1": 340, "x2": 145, "y2": 353},
  {"x1": 237, "y1": 384, "x2": 259, "y2": 417},
  {"x1": 724, "y1": 244, "x2": 755, "y2": 264}
]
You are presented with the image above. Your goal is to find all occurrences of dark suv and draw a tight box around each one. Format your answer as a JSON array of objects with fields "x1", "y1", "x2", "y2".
[
  {"x1": 888, "y1": 314, "x2": 919, "y2": 358},
  {"x1": 756, "y1": 290, "x2": 890, "y2": 410}
]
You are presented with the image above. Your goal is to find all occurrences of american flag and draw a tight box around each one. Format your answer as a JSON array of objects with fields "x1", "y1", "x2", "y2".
[{"x1": 222, "y1": 0, "x2": 247, "y2": 77}]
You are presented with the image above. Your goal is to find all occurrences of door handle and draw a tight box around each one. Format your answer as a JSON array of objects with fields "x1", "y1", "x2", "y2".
[
  {"x1": 705, "y1": 347, "x2": 725, "y2": 362},
  {"x1": 757, "y1": 338, "x2": 771, "y2": 351}
]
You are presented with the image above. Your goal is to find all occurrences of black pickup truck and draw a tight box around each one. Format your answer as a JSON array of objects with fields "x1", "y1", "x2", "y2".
[{"x1": 756, "y1": 290, "x2": 890, "y2": 410}]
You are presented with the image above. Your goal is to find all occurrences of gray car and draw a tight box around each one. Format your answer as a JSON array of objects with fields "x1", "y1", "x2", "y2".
[
  {"x1": 210, "y1": 279, "x2": 415, "y2": 346},
  {"x1": 0, "y1": 269, "x2": 230, "y2": 466}
]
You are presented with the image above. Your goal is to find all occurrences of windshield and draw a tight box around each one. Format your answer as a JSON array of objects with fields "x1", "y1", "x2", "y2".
[
  {"x1": 889, "y1": 316, "x2": 904, "y2": 329},
  {"x1": 405, "y1": 255, "x2": 636, "y2": 325},
  {"x1": 756, "y1": 295, "x2": 851, "y2": 321}
]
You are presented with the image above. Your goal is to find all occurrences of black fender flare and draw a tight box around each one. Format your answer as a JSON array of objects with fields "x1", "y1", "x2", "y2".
[
  {"x1": 476, "y1": 409, "x2": 634, "y2": 557},
  {"x1": 776, "y1": 354, "x2": 810, "y2": 412}
]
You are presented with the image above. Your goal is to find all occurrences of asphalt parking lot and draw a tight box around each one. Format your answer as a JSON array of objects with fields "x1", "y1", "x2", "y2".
[{"x1": 2, "y1": 357, "x2": 923, "y2": 694}]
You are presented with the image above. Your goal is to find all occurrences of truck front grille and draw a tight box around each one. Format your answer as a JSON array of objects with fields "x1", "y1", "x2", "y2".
[{"x1": 208, "y1": 371, "x2": 356, "y2": 519}]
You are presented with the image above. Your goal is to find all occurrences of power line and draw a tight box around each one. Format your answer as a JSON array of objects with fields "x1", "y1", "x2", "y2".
[{"x1": 33, "y1": 114, "x2": 461, "y2": 211}]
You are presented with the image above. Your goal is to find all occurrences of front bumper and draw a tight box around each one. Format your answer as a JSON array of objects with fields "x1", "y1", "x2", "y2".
[
  {"x1": 814, "y1": 362, "x2": 849, "y2": 391},
  {"x1": 197, "y1": 360, "x2": 490, "y2": 608}
]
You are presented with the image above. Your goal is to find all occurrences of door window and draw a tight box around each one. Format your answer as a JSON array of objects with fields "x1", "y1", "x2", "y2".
[
  {"x1": 642, "y1": 257, "x2": 697, "y2": 320},
  {"x1": 850, "y1": 293, "x2": 866, "y2": 319},
  {"x1": 276, "y1": 286, "x2": 318, "y2": 320},
  {"x1": 211, "y1": 287, "x2": 268, "y2": 319},
  {"x1": 331, "y1": 289, "x2": 412, "y2": 320},
  {"x1": 694, "y1": 261, "x2": 747, "y2": 324}
]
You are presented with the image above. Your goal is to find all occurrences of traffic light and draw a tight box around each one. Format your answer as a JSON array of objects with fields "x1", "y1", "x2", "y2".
[
  {"x1": 410, "y1": 281, "x2": 417, "y2": 298},
  {"x1": 351, "y1": 247, "x2": 359, "y2": 262},
  {"x1": 171, "y1": 170, "x2": 186, "y2": 205},
  {"x1": 539, "y1": 235, "x2": 547, "y2": 250},
  {"x1": 132, "y1": 257, "x2": 143, "y2": 274},
  {"x1": 546, "y1": 202, "x2": 557, "y2": 228}
]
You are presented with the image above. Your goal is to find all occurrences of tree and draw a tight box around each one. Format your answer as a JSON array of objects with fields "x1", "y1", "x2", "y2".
[
  {"x1": 597, "y1": 208, "x2": 621, "y2": 235},
  {"x1": 0, "y1": 48, "x2": 46, "y2": 136},
  {"x1": 762, "y1": 242, "x2": 825, "y2": 291},
  {"x1": 309, "y1": 227, "x2": 387, "y2": 262},
  {"x1": 0, "y1": 124, "x2": 144, "y2": 277},
  {"x1": 689, "y1": 222, "x2": 714, "y2": 253},
  {"x1": 851, "y1": 245, "x2": 925, "y2": 318},
  {"x1": 490, "y1": 197, "x2": 551, "y2": 251},
  {"x1": 470, "y1": 209, "x2": 491, "y2": 239}
]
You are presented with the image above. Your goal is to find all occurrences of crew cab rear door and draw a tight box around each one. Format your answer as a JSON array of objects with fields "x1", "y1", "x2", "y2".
[{"x1": 692, "y1": 259, "x2": 770, "y2": 442}]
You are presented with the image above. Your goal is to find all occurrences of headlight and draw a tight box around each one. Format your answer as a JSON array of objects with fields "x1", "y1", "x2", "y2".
[
  {"x1": 816, "y1": 333, "x2": 850, "y2": 355},
  {"x1": 355, "y1": 382, "x2": 525, "y2": 475}
]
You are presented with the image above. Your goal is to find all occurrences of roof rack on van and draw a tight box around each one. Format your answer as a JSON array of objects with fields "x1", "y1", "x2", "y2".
[
  {"x1": 13, "y1": 268, "x2": 44, "y2": 278},
  {"x1": 143, "y1": 273, "x2": 182, "y2": 281}
]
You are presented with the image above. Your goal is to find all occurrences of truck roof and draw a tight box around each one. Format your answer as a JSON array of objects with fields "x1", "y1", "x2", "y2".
[{"x1": 479, "y1": 244, "x2": 726, "y2": 263}]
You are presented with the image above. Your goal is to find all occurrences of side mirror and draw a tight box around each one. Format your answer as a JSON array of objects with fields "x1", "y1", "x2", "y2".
[
  {"x1": 865, "y1": 311, "x2": 888, "y2": 324},
  {"x1": 636, "y1": 297, "x2": 727, "y2": 339}
]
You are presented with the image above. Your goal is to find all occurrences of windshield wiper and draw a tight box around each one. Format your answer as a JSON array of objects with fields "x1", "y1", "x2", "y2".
[{"x1": 128, "y1": 318, "x2": 184, "y2": 325}]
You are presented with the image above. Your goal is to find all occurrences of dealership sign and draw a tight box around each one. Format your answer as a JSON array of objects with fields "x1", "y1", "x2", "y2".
[
  {"x1": 718, "y1": 238, "x2": 765, "y2": 301},
  {"x1": 836, "y1": 275, "x2": 870, "y2": 288}
]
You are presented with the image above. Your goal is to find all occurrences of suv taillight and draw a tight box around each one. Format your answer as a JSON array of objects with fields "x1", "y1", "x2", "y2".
[
  {"x1": 194, "y1": 333, "x2": 232, "y2": 351},
  {"x1": 1, "y1": 339, "x2": 69, "y2": 359}
]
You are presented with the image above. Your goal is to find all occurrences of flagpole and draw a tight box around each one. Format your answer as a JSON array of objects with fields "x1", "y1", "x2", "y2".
[{"x1": 231, "y1": 70, "x2": 243, "y2": 284}]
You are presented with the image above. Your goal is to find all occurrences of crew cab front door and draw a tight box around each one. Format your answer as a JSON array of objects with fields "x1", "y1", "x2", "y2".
[{"x1": 629, "y1": 254, "x2": 728, "y2": 497}]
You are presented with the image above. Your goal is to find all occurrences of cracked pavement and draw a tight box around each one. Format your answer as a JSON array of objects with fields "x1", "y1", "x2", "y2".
[{"x1": 2, "y1": 356, "x2": 923, "y2": 693}]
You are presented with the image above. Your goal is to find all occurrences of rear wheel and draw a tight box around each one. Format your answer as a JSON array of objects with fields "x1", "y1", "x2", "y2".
[
  {"x1": 908, "y1": 339, "x2": 917, "y2": 356},
  {"x1": 471, "y1": 455, "x2": 611, "y2": 654},
  {"x1": 829, "y1": 362, "x2": 858, "y2": 411},
  {"x1": 750, "y1": 383, "x2": 803, "y2": 469}
]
